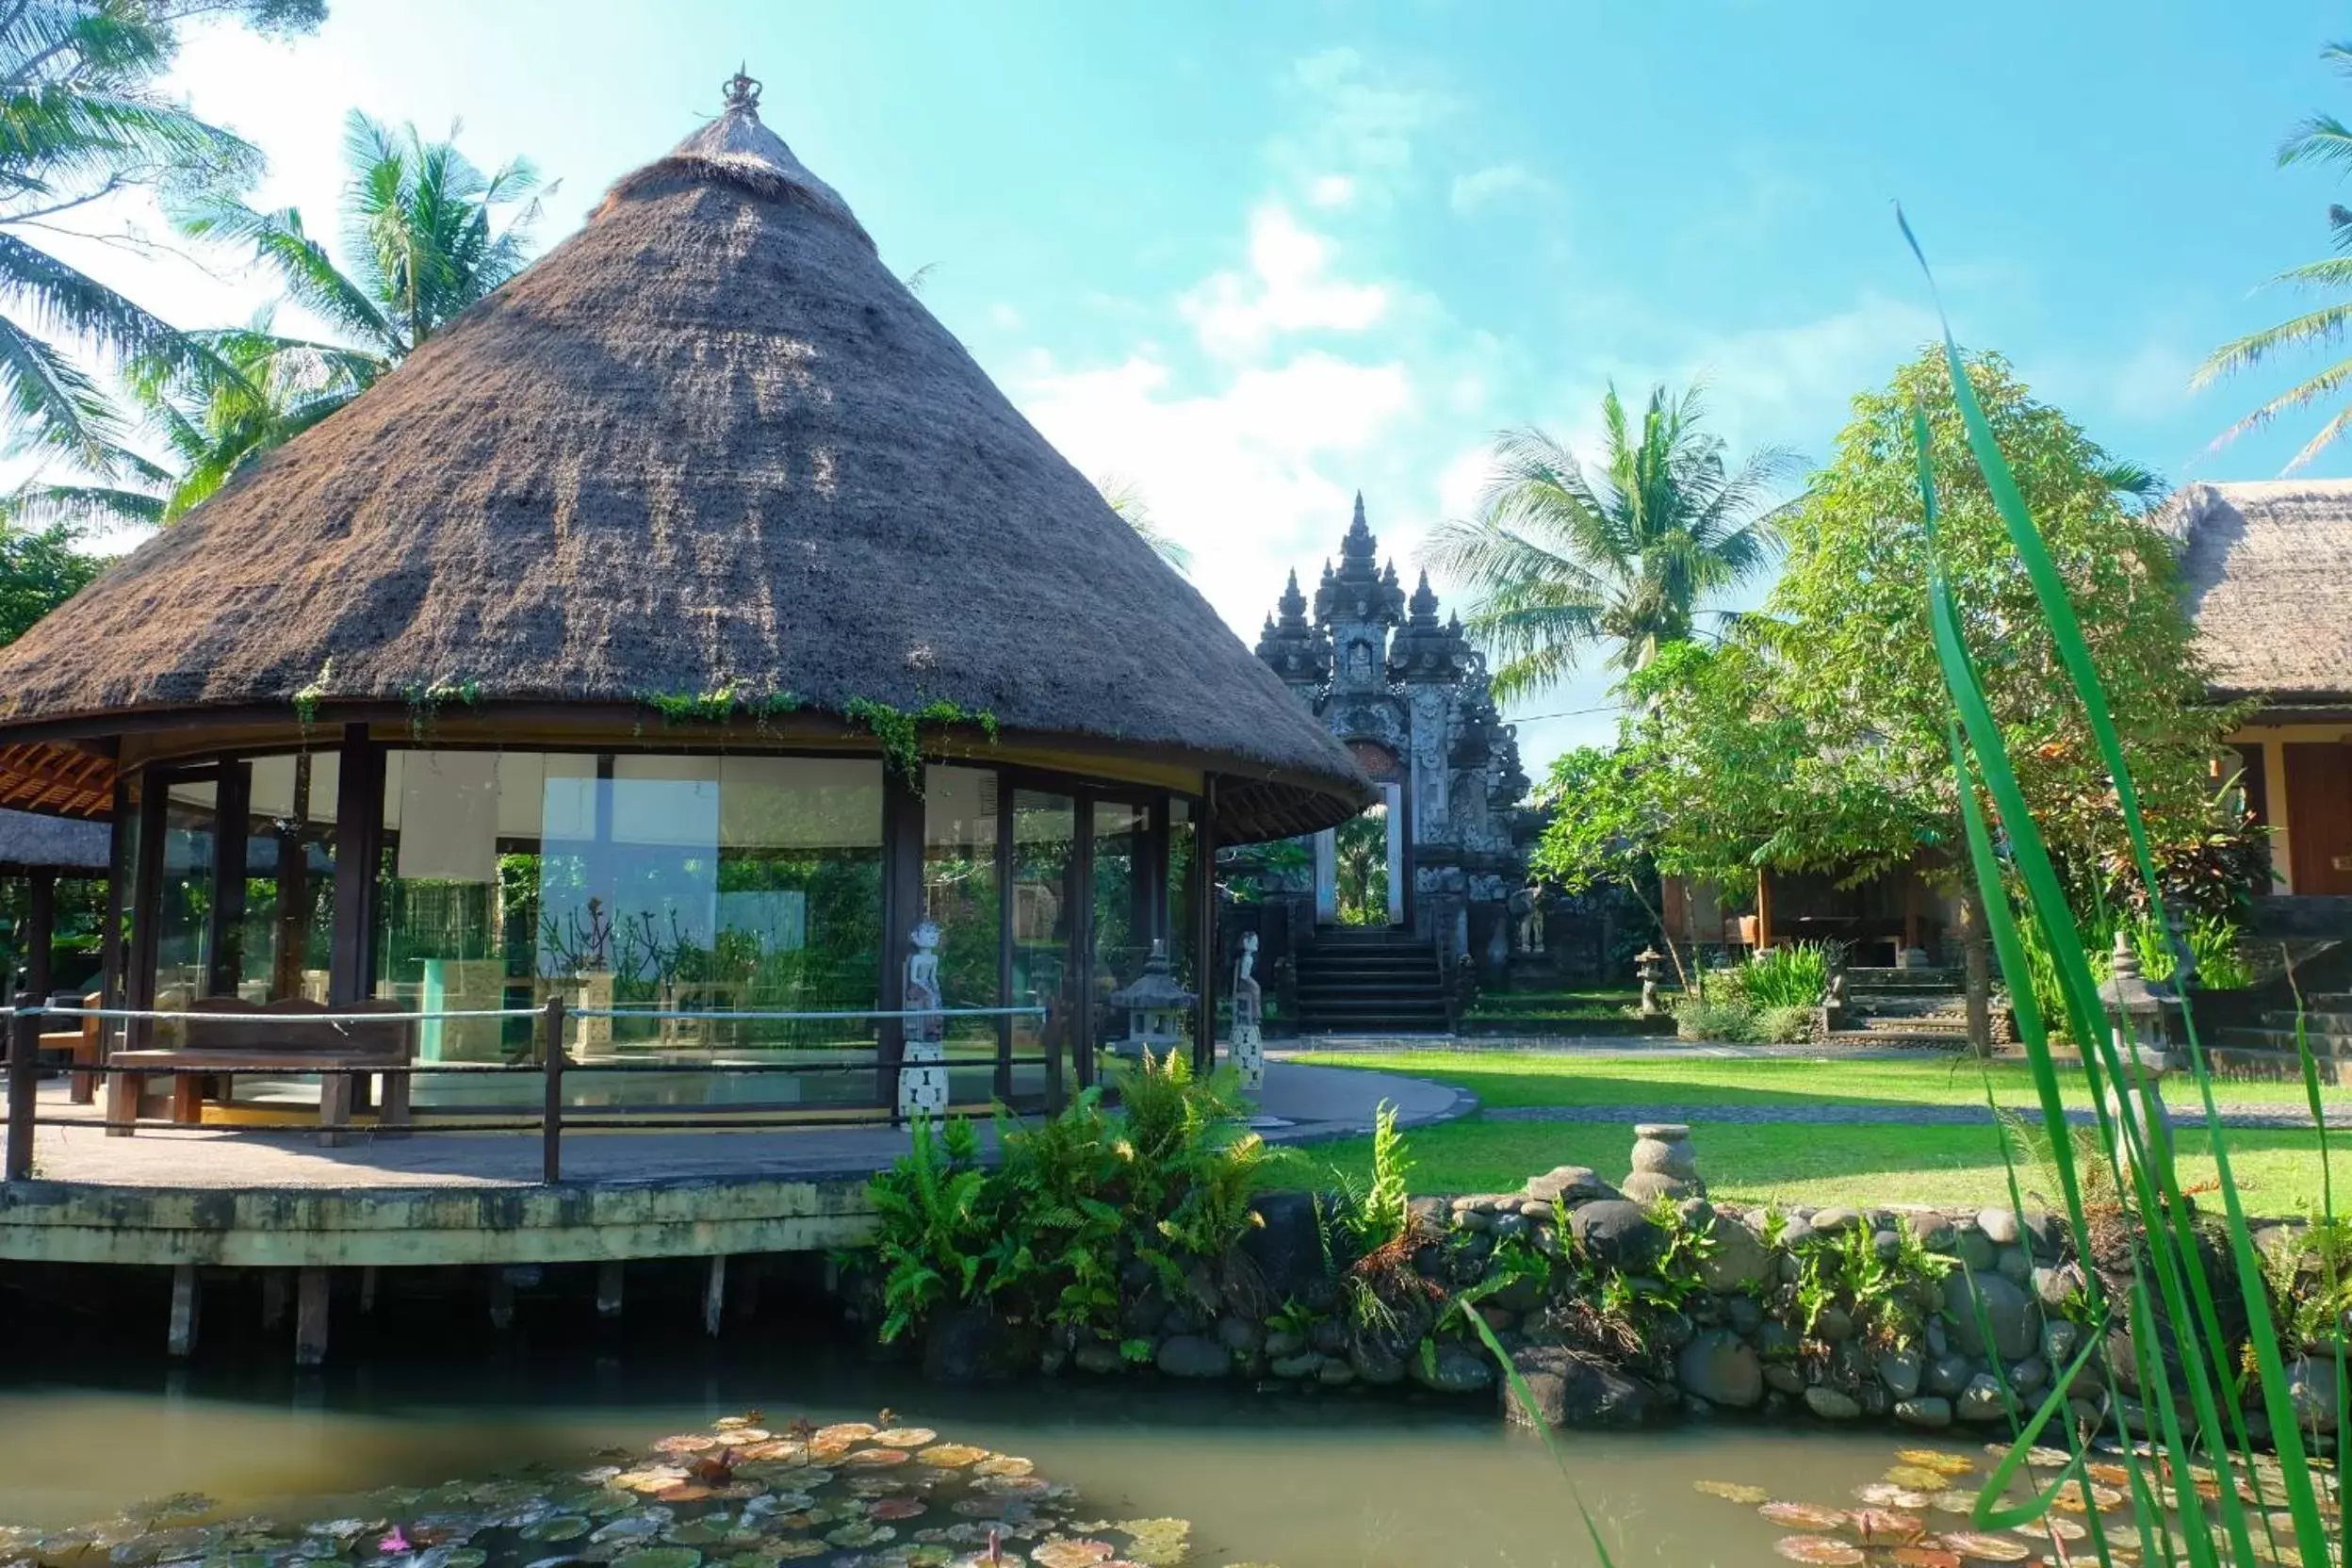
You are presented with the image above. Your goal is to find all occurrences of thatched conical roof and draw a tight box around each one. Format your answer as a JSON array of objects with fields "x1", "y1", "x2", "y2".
[
  {"x1": 0, "y1": 74, "x2": 1366, "y2": 840},
  {"x1": 2167, "y1": 479, "x2": 2352, "y2": 707}
]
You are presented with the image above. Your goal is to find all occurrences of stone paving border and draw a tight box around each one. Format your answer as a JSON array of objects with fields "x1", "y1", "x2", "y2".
[{"x1": 1486, "y1": 1101, "x2": 2352, "y2": 1131}]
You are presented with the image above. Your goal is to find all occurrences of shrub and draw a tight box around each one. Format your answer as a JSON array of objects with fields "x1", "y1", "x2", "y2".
[
  {"x1": 1733, "y1": 939, "x2": 1839, "y2": 1009},
  {"x1": 1673, "y1": 993, "x2": 1758, "y2": 1043},
  {"x1": 1755, "y1": 1003, "x2": 1818, "y2": 1044}
]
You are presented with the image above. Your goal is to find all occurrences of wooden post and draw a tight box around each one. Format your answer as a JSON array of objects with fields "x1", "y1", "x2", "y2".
[
  {"x1": 542, "y1": 994, "x2": 565, "y2": 1184},
  {"x1": 1193, "y1": 778, "x2": 1217, "y2": 1075},
  {"x1": 596, "y1": 1260, "x2": 624, "y2": 1319},
  {"x1": 6, "y1": 994, "x2": 37, "y2": 1181},
  {"x1": 702, "y1": 1253, "x2": 727, "y2": 1338},
  {"x1": 167, "y1": 1264, "x2": 199, "y2": 1357},
  {"x1": 205, "y1": 760, "x2": 250, "y2": 1000},
  {"x1": 1753, "y1": 870, "x2": 1773, "y2": 953},
  {"x1": 293, "y1": 1267, "x2": 329, "y2": 1366},
  {"x1": 25, "y1": 869, "x2": 55, "y2": 1004},
  {"x1": 328, "y1": 727, "x2": 384, "y2": 1008}
]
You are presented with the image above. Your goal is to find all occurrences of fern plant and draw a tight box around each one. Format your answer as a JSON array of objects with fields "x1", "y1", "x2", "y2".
[{"x1": 867, "y1": 1115, "x2": 993, "y2": 1342}]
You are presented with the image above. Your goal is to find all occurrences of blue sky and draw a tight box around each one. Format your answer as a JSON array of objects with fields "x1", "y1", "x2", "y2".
[{"x1": 57, "y1": 0, "x2": 2352, "y2": 766}]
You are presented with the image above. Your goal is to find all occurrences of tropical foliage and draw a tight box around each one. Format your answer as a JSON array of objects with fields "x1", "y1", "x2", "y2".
[
  {"x1": 1422, "y1": 382, "x2": 1797, "y2": 699},
  {"x1": 0, "y1": 0, "x2": 319, "y2": 484},
  {"x1": 13, "y1": 108, "x2": 541, "y2": 528},
  {"x1": 0, "y1": 518, "x2": 98, "y2": 643},
  {"x1": 1096, "y1": 473, "x2": 1192, "y2": 574},
  {"x1": 2197, "y1": 38, "x2": 2352, "y2": 467}
]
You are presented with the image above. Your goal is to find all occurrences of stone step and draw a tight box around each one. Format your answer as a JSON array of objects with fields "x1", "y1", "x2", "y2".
[{"x1": 2214, "y1": 1026, "x2": 2352, "y2": 1057}]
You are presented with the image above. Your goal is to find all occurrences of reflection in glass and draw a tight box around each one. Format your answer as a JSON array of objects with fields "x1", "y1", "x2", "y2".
[
  {"x1": 1167, "y1": 797, "x2": 1197, "y2": 1057},
  {"x1": 1011, "y1": 791, "x2": 1075, "y2": 1086},
  {"x1": 373, "y1": 750, "x2": 886, "y2": 1107},
  {"x1": 238, "y1": 752, "x2": 339, "y2": 1003},
  {"x1": 923, "y1": 767, "x2": 1003, "y2": 1103},
  {"x1": 153, "y1": 777, "x2": 217, "y2": 1007},
  {"x1": 1091, "y1": 799, "x2": 1149, "y2": 1062}
]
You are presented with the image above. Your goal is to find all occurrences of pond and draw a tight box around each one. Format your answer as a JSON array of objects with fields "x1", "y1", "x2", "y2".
[{"x1": 0, "y1": 1340, "x2": 2068, "y2": 1568}]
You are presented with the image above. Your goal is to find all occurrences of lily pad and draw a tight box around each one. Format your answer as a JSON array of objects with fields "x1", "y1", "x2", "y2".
[
  {"x1": 868, "y1": 1503, "x2": 927, "y2": 1524},
  {"x1": 1028, "y1": 1543, "x2": 1114, "y2": 1568},
  {"x1": 1895, "y1": 1452, "x2": 1979, "y2": 1478},
  {"x1": 813, "y1": 1425, "x2": 877, "y2": 1446},
  {"x1": 1758, "y1": 1503, "x2": 1849, "y2": 1532},
  {"x1": 972, "y1": 1458, "x2": 1035, "y2": 1478},
  {"x1": 871, "y1": 1429, "x2": 938, "y2": 1449},
  {"x1": 1886, "y1": 1466, "x2": 1951, "y2": 1491},
  {"x1": 821, "y1": 1525, "x2": 893, "y2": 1550},
  {"x1": 1887, "y1": 1550, "x2": 1962, "y2": 1568},
  {"x1": 1936, "y1": 1530, "x2": 2029, "y2": 1562},
  {"x1": 1772, "y1": 1537, "x2": 1864, "y2": 1565},
  {"x1": 1691, "y1": 1481, "x2": 1770, "y2": 1505},
  {"x1": 1847, "y1": 1509, "x2": 1925, "y2": 1544},
  {"x1": 1928, "y1": 1492, "x2": 1979, "y2": 1515},
  {"x1": 915, "y1": 1446, "x2": 988, "y2": 1470},
  {"x1": 520, "y1": 1520, "x2": 589, "y2": 1544},
  {"x1": 764, "y1": 1547, "x2": 825, "y2": 1563},
  {"x1": 1852, "y1": 1484, "x2": 1933, "y2": 1509},
  {"x1": 843, "y1": 1450, "x2": 911, "y2": 1469},
  {"x1": 614, "y1": 1550, "x2": 703, "y2": 1568}
]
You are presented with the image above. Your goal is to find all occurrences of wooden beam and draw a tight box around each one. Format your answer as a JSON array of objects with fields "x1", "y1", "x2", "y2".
[{"x1": 329, "y1": 727, "x2": 384, "y2": 1006}]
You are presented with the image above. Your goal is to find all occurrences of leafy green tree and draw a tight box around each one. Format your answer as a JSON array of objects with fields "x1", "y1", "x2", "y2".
[
  {"x1": 0, "y1": 1, "x2": 320, "y2": 478},
  {"x1": 1621, "y1": 349, "x2": 2232, "y2": 1049},
  {"x1": 16, "y1": 109, "x2": 539, "y2": 527},
  {"x1": 1332, "y1": 808, "x2": 1388, "y2": 925},
  {"x1": 0, "y1": 520, "x2": 100, "y2": 645},
  {"x1": 1422, "y1": 382, "x2": 1797, "y2": 700},
  {"x1": 2197, "y1": 40, "x2": 2352, "y2": 467}
]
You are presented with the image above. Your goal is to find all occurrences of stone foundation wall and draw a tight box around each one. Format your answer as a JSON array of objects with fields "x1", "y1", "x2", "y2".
[{"x1": 877, "y1": 1126, "x2": 2341, "y2": 1453}]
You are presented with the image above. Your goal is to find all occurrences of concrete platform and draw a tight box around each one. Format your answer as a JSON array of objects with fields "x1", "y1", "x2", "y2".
[{"x1": 0, "y1": 1062, "x2": 1469, "y2": 1268}]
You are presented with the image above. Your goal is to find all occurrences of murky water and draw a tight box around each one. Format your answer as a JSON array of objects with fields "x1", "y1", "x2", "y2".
[{"x1": 0, "y1": 1343, "x2": 1954, "y2": 1568}]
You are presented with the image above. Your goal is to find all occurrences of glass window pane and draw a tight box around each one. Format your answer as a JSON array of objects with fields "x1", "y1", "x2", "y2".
[
  {"x1": 923, "y1": 766, "x2": 1001, "y2": 1102},
  {"x1": 1091, "y1": 800, "x2": 1150, "y2": 1062},
  {"x1": 1167, "y1": 797, "x2": 1198, "y2": 1055},
  {"x1": 1011, "y1": 791, "x2": 1075, "y2": 1081},
  {"x1": 236, "y1": 752, "x2": 337, "y2": 1002},
  {"x1": 153, "y1": 777, "x2": 215, "y2": 1006}
]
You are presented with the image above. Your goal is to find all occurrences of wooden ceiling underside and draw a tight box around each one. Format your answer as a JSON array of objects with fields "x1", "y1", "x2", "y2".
[{"x1": 0, "y1": 743, "x2": 114, "y2": 819}]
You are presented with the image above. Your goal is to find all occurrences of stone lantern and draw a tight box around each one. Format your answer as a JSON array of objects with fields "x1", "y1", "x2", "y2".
[
  {"x1": 1635, "y1": 948, "x2": 1667, "y2": 1018},
  {"x1": 1107, "y1": 939, "x2": 1198, "y2": 1064},
  {"x1": 2097, "y1": 927, "x2": 2176, "y2": 1183}
]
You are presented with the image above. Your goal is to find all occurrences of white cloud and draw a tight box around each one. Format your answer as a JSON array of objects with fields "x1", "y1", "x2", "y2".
[
  {"x1": 987, "y1": 302, "x2": 1024, "y2": 331},
  {"x1": 1016, "y1": 349, "x2": 1414, "y2": 637},
  {"x1": 1307, "y1": 173, "x2": 1356, "y2": 208},
  {"x1": 1180, "y1": 204, "x2": 1391, "y2": 360},
  {"x1": 1449, "y1": 162, "x2": 1551, "y2": 214},
  {"x1": 1269, "y1": 47, "x2": 1450, "y2": 204}
]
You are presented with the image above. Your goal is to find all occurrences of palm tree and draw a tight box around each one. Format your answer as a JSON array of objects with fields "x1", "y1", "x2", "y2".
[
  {"x1": 2197, "y1": 41, "x2": 2352, "y2": 469},
  {"x1": 1422, "y1": 383, "x2": 1798, "y2": 701},
  {"x1": 0, "y1": 2, "x2": 271, "y2": 477},
  {"x1": 1095, "y1": 473, "x2": 1193, "y2": 574},
  {"x1": 11, "y1": 110, "x2": 542, "y2": 527}
]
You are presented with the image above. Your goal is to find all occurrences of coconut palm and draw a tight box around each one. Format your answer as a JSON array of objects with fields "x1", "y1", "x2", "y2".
[
  {"x1": 1423, "y1": 382, "x2": 1798, "y2": 701},
  {"x1": 2197, "y1": 41, "x2": 2352, "y2": 468},
  {"x1": 1095, "y1": 473, "x2": 1193, "y2": 574},
  {"x1": 0, "y1": 2, "x2": 274, "y2": 476},
  {"x1": 10, "y1": 110, "x2": 541, "y2": 528}
]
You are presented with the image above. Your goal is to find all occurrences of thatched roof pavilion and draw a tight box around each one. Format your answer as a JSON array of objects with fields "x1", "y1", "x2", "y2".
[
  {"x1": 0, "y1": 73, "x2": 1366, "y2": 1119},
  {"x1": 0, "y1": 73, "x2": 1363, "y2": 841}
]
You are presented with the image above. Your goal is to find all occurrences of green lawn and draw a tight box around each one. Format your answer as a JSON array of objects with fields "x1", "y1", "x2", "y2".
[
  {"x1": 1261, "y1": 1050, "x2": 2349, "y2": 1215},
  {"x1": 1301, "y1": 1048, "x2": 2351, "y2": 1111}
]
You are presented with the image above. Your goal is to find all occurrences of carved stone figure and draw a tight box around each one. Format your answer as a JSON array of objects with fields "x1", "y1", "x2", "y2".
[
  {"x1": 898, "y1": 919, "x2": 949, "y2": 1119},
  {"x1": 1509, "y1": 884, "x2": 1545, "y2": 955},
  {"x1": 1230, "y1": 931, "x2": 1265, "y2": 1092}
]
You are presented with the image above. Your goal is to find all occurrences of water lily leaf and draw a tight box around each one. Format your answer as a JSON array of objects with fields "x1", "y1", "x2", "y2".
[
  {"x1": 1895, "y1": 1452, "x2": 1979, "y2": 1478},
  {"x1": 1929, "y1": 1492, "x2": 1978, "y2": 1515},
  {"x1": 2017, "y1": 1516, "x2": 2086, "y2": 1542},
  {"x1": 442, "y1": 1551, "x2": 486, "y2": 1568},
  {"x1": 763, "y1": 1547, "x2": 825, "y2": 1562},
  {"x1": 1936, "y1": 1531, "x2": 2029, "y2": 1562},
  {"x1": 1887, "y1": 1549, "x2": 1961, "y2": 1568},
  {"x1": 972, "y1": 1458, "x2": 1034, "y2": 1478},
  {"x1": 1886, "y1": 1466, "x2": 1951, "y2": 1491},
  {"x1": 521, "y1": 1520, "x2": 589, "y2": 1544},
  {"x1": 871, "y1": 1429, "x2": 937, "y2": 1449},
  {"x1": 1758, "y1": 1503, "x2": 1849, "y2": 1531},
  {"x1": 915, "y1": 1447, "x2": 988, "y2": 1470},
  {"x1": 868, "y1": 1503, "x2": 926, "y2": 1524},
  {"x1": 1028, "y1": 1542, "x2": 1114, "y2": 1568},
  {"x1": 1772, "y1": 1537, "x2": 1863, "y2": 1565},
  {"x1": 813, "y1": 1426, "x2": 876, "y2": 1447},
  {"x1": 842, "y1": 1450, "x2": 910, "y2": 1469},
  {"x1": 654, "y1": 1437, "x2": 724, "y2": 1456},
  {"x1": 661, "y1": 1525, "x2": 726, "y2": 1546},
  {"x1": 1691, "y1": 1481, "x2": 1770, "y2": 1505},
  {"x1": 1847, "y1": 1509, "x2": 1925, "y2": 1544},
  {"x1": 613, "y1": 1550, "x2": 703, "y2": 1568},
  {"x1": 821, "y1": 1525, "x2": 892, "y2": 1550},
  {"x1": 1852, "y1": 1484, "x2": 1933, "y2": 1509}
]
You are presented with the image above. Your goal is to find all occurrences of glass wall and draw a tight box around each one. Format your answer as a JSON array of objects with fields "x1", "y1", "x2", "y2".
[{"x1": 133, "y1": 743, "x2": 1204, "y2": 1115}]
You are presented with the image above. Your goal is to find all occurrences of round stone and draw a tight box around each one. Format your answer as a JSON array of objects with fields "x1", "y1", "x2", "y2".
[
  {"x1": 1633, "y1": 1122, "x2": 1690, "y2": 1141},
  {"x1": 1803, "y1": 1385, "x2": 1862, "y2": 1420}
]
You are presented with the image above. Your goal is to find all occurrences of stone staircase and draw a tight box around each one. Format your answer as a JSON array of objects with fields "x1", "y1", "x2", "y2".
[
  {"x1": 2208, "y1": 991, "x2": 2352, "y2": 1083},
  {"x1": 1294, "y1": 926, "x2": 1450, "y2": 1035},
  {"x1": 1824, "y1": 966, "x2": 1978, "y2": 1048}
]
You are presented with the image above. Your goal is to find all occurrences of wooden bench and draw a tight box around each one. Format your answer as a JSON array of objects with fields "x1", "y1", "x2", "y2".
[
  {"x1": 37, "y1": 990, "x2": 103, "y2": 1105},
  {"x1": 106, "y1": 998, "x2": 415, "y2": 1146}
]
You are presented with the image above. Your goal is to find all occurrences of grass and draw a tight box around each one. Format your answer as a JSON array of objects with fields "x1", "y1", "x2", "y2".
[
  {"x1": 1260, "y1": 1050, "x2": 2350, "y2": 1214},
  {"x1": 1302, "y1": 1047, "x2": 2352, "y2": 1110},
  {"x1": 1462, "y1": 987, "x2": 1642, "y2": 1021},
  {"x1": 1266, "y1": 1113, "x2": 2349, "y2": 1214}
]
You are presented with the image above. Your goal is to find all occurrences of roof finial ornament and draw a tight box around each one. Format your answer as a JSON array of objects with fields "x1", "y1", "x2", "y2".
[{"x1": 723, "y1": 63, "x2": 762, "y2": 114}]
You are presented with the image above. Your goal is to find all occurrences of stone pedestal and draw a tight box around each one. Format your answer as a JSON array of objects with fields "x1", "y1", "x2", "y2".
[
  {"x1": 1621, "y1": 1121, "x2": 1705, "y2": 1202},
  {"x1": 1229, "y1": 1021, "x2": 1264, "y2": 1093},
  {"x1": 897, "y1": 1038, "x2": 948, "y2": 1119}
]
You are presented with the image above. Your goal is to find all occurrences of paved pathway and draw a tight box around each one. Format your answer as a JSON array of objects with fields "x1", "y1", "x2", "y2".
[
  {"x1": 3, "y1": 1061, "x2": 1473, "y2": 1191},
  {"x1": 1486, "y1": 1101, "x2": 2352, "y2": 1131}
]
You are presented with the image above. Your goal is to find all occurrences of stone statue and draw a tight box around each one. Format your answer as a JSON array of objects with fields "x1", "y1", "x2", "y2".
[
  {"x1": 898, "y1": 919, "x2": 949, "y2": 1119},
  {"x1": 1509, "y1": 883, "x2": 1545, "y2": 956},
  {"x1": 1636, "y1": 947, "x2": 1665, "y2": 1018},
  {"x1": 1230, "y1": 932, "x2": 1265, "y2": 1092}
]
